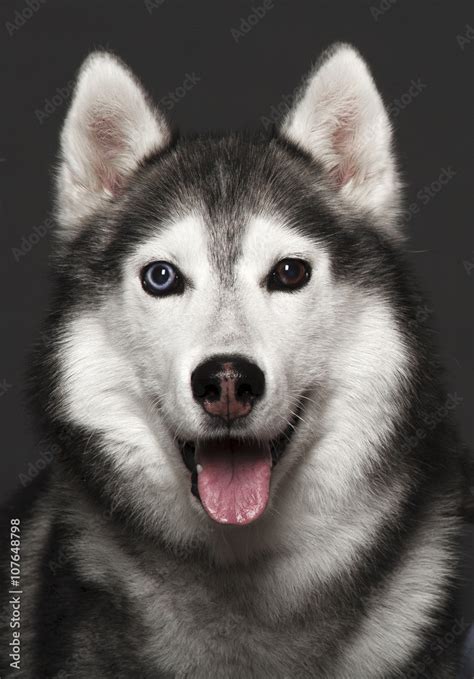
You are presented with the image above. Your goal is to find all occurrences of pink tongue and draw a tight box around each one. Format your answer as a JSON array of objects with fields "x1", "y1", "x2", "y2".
[{"x1": 196, "y1": 440, "x2": 272, "y2": 525}]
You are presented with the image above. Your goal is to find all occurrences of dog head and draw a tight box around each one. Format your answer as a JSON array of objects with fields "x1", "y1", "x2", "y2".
[{"x1": 45, "y1": 45, "x2": 413, "y2": 558}]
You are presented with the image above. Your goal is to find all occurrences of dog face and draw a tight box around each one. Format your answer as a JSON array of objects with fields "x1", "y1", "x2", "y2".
[{"x1": 50, "y1": 45, "x2": 412, "y2": 553}]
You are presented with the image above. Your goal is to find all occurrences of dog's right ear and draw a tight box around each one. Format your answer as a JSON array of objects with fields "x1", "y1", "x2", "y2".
[{"x1": 56, "y1": 52, "x2": 171, "y2": 238}]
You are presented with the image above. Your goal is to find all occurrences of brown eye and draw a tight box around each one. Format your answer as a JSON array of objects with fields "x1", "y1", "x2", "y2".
[{"x1": 267, "y1": 258, "x2": 311, "y2": 292}]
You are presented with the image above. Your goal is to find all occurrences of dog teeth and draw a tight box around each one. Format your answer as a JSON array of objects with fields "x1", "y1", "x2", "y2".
[{"x1": 196, "y1": 464, "x2": 203, "y2": 474}]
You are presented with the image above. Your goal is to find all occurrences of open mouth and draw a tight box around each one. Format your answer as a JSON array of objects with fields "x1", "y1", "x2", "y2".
[{"x1": 179, "y1": 410, "x2": 300, "y2": 526}]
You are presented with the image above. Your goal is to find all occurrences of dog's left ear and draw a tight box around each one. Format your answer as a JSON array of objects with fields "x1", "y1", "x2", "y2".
[
  {"x1": 56, "y1": 52, "x2": 171, "y2": 237},
  {"x1": 280, "y1": 44, "x2": 401, "y2": 237}
]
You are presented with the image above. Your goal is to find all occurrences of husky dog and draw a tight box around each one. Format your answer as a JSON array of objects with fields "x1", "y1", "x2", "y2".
[{"x1": 0, "y1": 44, "x2": 469, "y2": 678}]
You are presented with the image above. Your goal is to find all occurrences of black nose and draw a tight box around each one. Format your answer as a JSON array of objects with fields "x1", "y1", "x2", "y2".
[{"x1": 191, "y1": 355, "x2": 265, "y2": 422}]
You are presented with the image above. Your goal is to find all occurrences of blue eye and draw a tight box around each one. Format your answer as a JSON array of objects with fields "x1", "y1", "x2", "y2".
[{"x1": 141, "y1": 261, "x2": 183, "y2": 297}]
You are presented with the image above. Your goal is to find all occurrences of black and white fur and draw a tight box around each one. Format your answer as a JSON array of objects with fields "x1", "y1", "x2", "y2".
[{"x1": 0, "y1": 44, "x2": 468, "y2": 678}]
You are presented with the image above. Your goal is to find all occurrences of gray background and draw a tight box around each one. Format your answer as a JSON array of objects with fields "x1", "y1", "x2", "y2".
[{"x1": 0, "y1": 0, "x2": 472, "y2": 528}]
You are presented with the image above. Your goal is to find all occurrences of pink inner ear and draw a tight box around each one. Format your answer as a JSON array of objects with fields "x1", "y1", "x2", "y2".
[
  {"x1": 101, "y1": 171, "x2": 124, "y2": 196},
  {"x1": 89, "y1": 111, "x2": 127, "y2": 196},
  {"x1": 330, "y1": 108, "x2": 358, "y2": 187}
]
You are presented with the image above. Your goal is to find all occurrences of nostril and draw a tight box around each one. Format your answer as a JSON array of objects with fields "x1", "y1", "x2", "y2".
[
  {"x1": 203, "y1": 384, "x2": 220, "y2": 402},
  {"x1": 192, "y1": 380, "x2": 220, "y2": 401},
  {"x1": 236, "y1": 383, "x2": 253, "y2": 400}
]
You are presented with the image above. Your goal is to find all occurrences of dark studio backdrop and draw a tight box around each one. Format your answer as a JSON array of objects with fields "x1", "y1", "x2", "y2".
[{"x1": 0, "y1": 0, "x2": 472, "y2": 611}]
